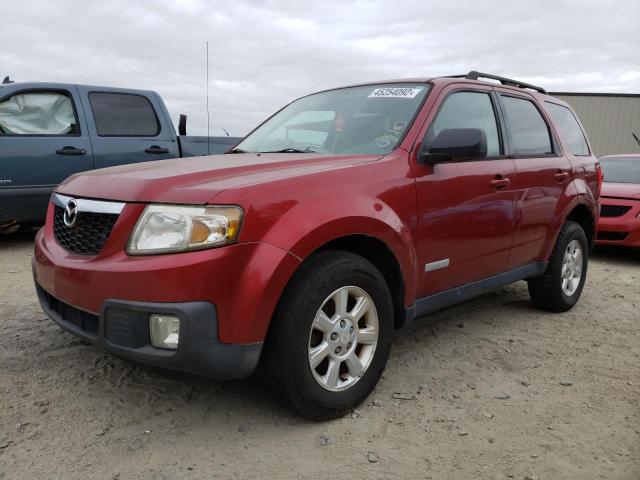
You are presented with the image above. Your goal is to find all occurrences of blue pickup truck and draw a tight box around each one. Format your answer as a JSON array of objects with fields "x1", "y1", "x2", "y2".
[{"x1": 0, "y1": 78, "x2": 240, "y2": 232}]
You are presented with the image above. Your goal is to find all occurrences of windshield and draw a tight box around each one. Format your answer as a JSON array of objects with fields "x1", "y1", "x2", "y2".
[
  {"x1": 600, "y1": 156, "x2": 640, "y2": 184},
  {"x1": 233, "y1": 84, "x2": 430, "y2": 155}
]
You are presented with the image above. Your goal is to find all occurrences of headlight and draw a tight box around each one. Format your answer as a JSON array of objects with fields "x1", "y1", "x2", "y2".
[{"x1": 127, "y1": 204, "x2": 243, "y2": 255}]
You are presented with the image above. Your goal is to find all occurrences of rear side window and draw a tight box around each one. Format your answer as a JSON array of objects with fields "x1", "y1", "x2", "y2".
[
  {"x1": 500, "y1": 96, "x2": 553, "y2": 156},
  {"x1": 426, "y1": 91, "x2": 501, "y2": 157},
  {"x1": 544, "y1": 102, "x2": 589, "y2": 156},
  {"x1": 0, "y1": 91, "x2": 79, "y2": 136},
  {"x1": 89, "y1": 92, "x2": 159, "y2": 137}
]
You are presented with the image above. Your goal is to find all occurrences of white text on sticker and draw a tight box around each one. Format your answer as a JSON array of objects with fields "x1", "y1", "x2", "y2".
[{"x1": 368, "y1": 87, "x2": 423, "y2": 99}]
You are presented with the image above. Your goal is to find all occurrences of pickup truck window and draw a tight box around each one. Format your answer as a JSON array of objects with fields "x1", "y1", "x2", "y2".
[
  {"x1": 425, "y1": 91, "x2": 501, "y2": 157},
  {"x1": 234, "y1": 84, "x2": 430, "y2": 155},
  {"x1": 89, "y1": 92, "x2": 160, "y2": 137},
  {"x1": 0, "y1": 91, "x2": 78, "y2": 136},
  {"x1": 544, "y1": 102, "x2": 589, "y2": 156},
  {"x1": 500, "y1": 96, "x2": 553, "y2": 156}
]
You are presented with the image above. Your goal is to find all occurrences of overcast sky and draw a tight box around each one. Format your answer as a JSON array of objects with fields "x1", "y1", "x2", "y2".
[{"x1": 3, "y1": 0, "x2": 639, "y2": 136}]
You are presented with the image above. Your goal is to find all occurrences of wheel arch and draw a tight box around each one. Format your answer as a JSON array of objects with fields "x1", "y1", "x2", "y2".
[
  {"x1": 565, "y1": 203, "x2": 596, "y2": 249},
  {"x1": 314, "y1": 234, "x2": 408, "y2": 330},
  {"x1": 544, "y1": 199, "x2": 597, "y2": 259},
  {"x1": 264, "y1": 231, "x2": 412, "y2": 348}
]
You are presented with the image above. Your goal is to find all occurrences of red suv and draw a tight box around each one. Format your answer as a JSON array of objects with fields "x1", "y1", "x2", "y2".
[{"x1": 33, "y1": 72, "x2": 600, "y2": 419}]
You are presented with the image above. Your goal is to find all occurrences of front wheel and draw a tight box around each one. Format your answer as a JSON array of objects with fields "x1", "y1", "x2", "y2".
[
  {"x1": 528, "y1": 221, "x2": 589, "y2": 312},
  {"x1": 264, "y1": 250, "x2": 393, "y2": 420}
]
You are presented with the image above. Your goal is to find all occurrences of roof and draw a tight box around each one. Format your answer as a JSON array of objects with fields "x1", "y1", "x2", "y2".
[
  {"x1": 599, "y1": 154, "x2": 640, "y2": 159},
  {"x1": 315, "y1": 71, "x2": 557, "y2": 102},
  {"x1": 550, "y1": 92, "x2": 640, "y2": 98},
  {"x1": 0, "y1": 80, "x2": 157, "y2": 96}
]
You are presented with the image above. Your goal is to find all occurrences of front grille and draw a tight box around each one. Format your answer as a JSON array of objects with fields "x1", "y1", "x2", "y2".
[
  {"x1": 597, "y1": 231, "x2": 629, "y2": 241},
  {"x1": 600, "y1": 205, "x2": 632, "y2": 217},
  {"x1": 53, "y1": 206, "x2": 119, "y2": 255},
  {"x1": 37, "y1": 285, "x2": 99, "y2": 336}
]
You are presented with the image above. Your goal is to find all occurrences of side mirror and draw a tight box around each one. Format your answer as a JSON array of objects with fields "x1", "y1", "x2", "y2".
[
  {"x1": 178, "y1": 114, "x2": 187, "y2": 136},
  {"x1": 420, "y1": 128, "x2": 487, "y2": 164}
]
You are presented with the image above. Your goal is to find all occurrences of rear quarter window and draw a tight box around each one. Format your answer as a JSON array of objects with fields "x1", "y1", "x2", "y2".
[
  {"x1": 544, "y1": 102, "x2": 590, "y2": 156},
  {"x1": 500, "y1": 95, "x2": 553, "y2": 156},
  {"x1": 89, "y1": 92, "x2": 160, "y2": 137}
]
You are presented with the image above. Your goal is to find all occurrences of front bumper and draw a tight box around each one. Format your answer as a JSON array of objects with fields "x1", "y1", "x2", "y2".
[
  {"x1": 33, "y1": 201, "x2": 300, "y2": 344},
  {"x1": 596, "y1": 198, "x2": 640, "y2": 247},
  {"x1": 35, "y1": 283, "x2": 262, "y2": 379}
]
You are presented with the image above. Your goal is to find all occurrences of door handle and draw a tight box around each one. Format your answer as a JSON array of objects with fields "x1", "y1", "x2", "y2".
[
  {"x1": 554, "y1": 171, "x2": 569, "y2": 181},
  {"x1": 490, "y1": 176, "x2": 511, "y2": 189},
  {"x1": 145, "y1": 146, "x2": 169, "y2": 154},
  {"x1": 55, "y1": 146, "x2": 86, "y2": 156}
]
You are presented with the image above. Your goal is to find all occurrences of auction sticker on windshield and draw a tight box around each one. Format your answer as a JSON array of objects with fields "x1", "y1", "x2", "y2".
[{"x1": 368, "y1": 87, "x2": 423, "y2": 98}]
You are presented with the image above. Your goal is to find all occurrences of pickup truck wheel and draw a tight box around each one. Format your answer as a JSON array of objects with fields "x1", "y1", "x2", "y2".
[
  {"x1": 264, "y1": 250, "x2": 393, "y2": 420},
  {"x1": 527, "y1": 221, "x2": 588, "y2": 312}
]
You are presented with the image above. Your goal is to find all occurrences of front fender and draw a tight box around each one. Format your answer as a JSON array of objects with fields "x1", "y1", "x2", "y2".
[{"x1": 257, "y1": 193, "x2": 418, "y2": 307}]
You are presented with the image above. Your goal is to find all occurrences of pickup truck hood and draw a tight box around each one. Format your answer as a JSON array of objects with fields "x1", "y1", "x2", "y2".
[
  {"x1": 601, "y1": 182, "x2": 640, "y2": 200},
  {"x1": 57, "y1": 153, "x2": 382, "y2": 204}
]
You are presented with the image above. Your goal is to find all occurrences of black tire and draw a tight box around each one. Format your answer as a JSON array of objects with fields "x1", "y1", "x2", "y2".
[
  {"x1": 528, "y1": 221, "x2": 589, "y2": 312},
  {"x1": 264, "y1": 250, "x2": 394, "y2": 420}
]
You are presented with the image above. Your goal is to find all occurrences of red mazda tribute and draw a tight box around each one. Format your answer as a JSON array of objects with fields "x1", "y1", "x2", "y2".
[{"x1": 33, "y1": 72, "x2": 600, "y2": 419}]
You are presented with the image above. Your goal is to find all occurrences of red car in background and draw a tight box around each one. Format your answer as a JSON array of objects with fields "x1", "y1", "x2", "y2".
[{"x1": 597, "y1": 155, "x2": 640, "y2": 248}]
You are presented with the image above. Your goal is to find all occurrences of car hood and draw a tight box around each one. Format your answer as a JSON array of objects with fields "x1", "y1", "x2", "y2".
[
  {"x1": 601, "y1": 182, "x2": 640, "y2": 200},
  {"x1": 57, "y1": 153, "x2": 382, "y2": 204}
]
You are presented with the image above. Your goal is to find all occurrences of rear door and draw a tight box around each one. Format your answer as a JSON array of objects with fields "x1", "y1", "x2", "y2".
[
  {"x1": 0, "y1": 85, "x2": 93, "y2": 225},
  {"x1": 494, "y1": 90, "x2": 573, "y2": 268},
  {"x1": 76, "y1": 88, "x2": 178, "y2": 169},
  {"x1": 413, "y1": 85, "x2": 517, "y2": 296}
]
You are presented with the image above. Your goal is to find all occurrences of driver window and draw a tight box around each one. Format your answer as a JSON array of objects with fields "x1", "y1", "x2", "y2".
[
  {"x1": 0, "y1": 91, "x2": 79, "y2": 136},
  {"x1": 426, "y1": 91, "x2": 501, "y2": 157},
  {"x1": 271, "y1": 110, "x2": 335, "y2": 150}
]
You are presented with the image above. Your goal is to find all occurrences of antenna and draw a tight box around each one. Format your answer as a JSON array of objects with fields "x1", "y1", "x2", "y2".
[
  {"x1": 222, "y1": 127, "x2": 230, "y2": 137},
  {"x1": 206, "y1": 41, "x2": 210, "y2": 155},
  {"x1": 633, "y1": 132, "x2": 640, "y2": 150}
]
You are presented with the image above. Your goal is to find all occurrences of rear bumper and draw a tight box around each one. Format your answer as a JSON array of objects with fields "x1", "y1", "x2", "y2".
[
  {"x1": 596, "y1": 198, "x2": 640, "y2": 247},
  {"x1": 35, "y1": 282, "x2": 262, "y2": 379}
]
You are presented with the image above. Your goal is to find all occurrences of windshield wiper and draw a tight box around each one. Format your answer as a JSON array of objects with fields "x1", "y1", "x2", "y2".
[
  {"x1": 259, "y1": 147, "x2": 317, "y2": 154},
  {"x1": 226, "y1": 148, "x2": 249, "y2": 154}
]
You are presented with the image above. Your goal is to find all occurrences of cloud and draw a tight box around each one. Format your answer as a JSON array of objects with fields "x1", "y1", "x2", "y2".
[{"x1": 3, "y1": 0, "x2": 639, "y2": 135}]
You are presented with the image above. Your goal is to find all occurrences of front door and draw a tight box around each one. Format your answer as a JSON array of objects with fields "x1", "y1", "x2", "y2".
[
  {"x1": 412, "y1": 86, "x2": 517, "y2": 297},
  {"x1": 0, "y1": 86, "x2": 93, "y2": 225}
]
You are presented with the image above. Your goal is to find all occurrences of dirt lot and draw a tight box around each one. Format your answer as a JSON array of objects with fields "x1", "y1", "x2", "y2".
[{"x1": 0, "y1": 230, "x2": 638, "y2": 480}]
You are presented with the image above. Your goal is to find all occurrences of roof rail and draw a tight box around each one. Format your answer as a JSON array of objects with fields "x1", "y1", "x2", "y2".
[{"x1": 448, "y1": 71, "x2": 547, "y2": 94}]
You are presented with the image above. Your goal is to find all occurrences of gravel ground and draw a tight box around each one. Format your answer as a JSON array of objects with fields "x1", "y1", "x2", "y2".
[{"x1": 0, "y1": 230, "x2": 638, "y2": 480}]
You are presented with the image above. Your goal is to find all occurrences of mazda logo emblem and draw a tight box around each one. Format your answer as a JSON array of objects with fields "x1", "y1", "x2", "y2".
[{"x1": 63, "y1": 199, "x2": 79, "y2": 227}]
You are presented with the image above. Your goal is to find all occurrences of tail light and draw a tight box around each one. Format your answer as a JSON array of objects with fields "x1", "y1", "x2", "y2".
[{"x1": 596, "y1": 162, "x2": 603, "y2": 197}]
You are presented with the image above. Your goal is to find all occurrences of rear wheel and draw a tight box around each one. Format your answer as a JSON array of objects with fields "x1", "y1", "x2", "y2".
[
  {"x1": 528, "y1": 221, "x2": 589, "y2": 312},
  {"x1": 264, "y1": 250, "x2": 393, "y2": 420}
]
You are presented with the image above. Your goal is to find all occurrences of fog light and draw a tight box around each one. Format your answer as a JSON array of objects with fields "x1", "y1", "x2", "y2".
[{"x1": 149, "y1": 314, "x2": 180, "y2": 350}]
